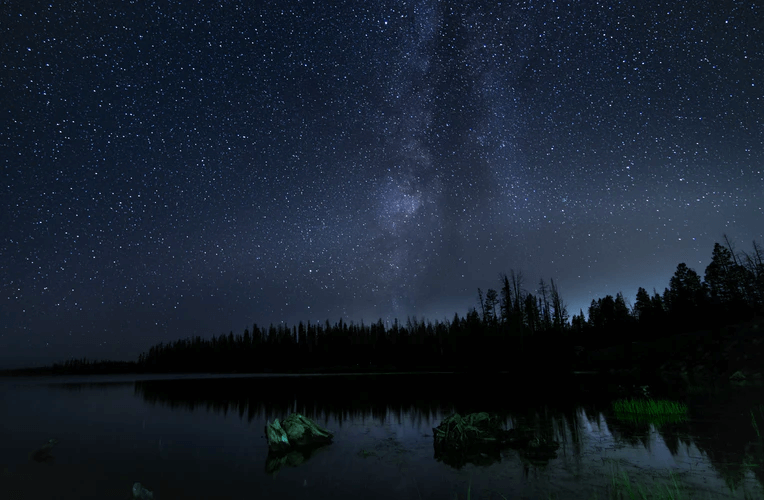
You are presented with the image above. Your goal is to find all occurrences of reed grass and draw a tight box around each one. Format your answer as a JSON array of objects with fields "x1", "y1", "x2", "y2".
[
  {"x1": 612, "y1": 398, "x2": 688, "y2": 416},
  {"x1": 449, "y1": 463, "x2": 756, "y2": 500},
  {"x1": 751, "y1": 404, "x2": 764, "y2": 438},
  {"x1": 605, "y1": 461, "x2": 687, "y2": 499},
  {"x1": 444, "y1": 399, "x2": 764, "y2": 500},
  {"x1": 451, "y1": 475, "x2": 509, "y2": 500},
  {"x1": 446, "y1": 449, "x2": 764, "y2": 500}
]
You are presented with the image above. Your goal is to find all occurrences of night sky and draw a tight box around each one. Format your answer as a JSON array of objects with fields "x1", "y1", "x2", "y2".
[{"x1": 2, "y1": 1, "x2": 762, "y2": 369}]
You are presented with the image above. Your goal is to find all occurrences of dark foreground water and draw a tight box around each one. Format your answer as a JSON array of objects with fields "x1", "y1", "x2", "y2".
[{"x1": 1, "y1": 372, "x2": 763, "y2": 499}]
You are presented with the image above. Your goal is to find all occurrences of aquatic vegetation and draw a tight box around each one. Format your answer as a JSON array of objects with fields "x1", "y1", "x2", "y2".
[
  {"x1": 449, "y1": 461, "x2": 762, "y2": 500},
  {"x1": 604, "y1": 461, "x2": 685, "y2": 499},
  {"x1": 451, "y1": 475, "x2": 509, "y2": 500},
  {"x1": 612, "y1": 398, "x2": 688, "y2": 417},
  {"x1": 614, "y1": 411, "x2": 688, "y2": 426},
  {"x1": 432, "y1": 412, "x2": 560, "y2": 468},
  {"x1": 612, "y1": 395, "x2": 689, "y2": 425},
  {"x1": 751, "y1": 404, "x2": 764, "y2": 438},
  {"x1": 433, "y1": 413, "x2": 509, "y2": 450}
]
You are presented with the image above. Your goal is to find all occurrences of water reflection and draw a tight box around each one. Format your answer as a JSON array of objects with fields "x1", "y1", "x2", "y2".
[
  {"x1": 0, "y1": 372, "x2": 762, "y2": 499},
  {"x1": 131, "y1": 372, "x2": 764, "y2": 497}
]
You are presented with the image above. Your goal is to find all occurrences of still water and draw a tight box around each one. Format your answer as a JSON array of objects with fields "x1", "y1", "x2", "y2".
[{"x1": 1, "y1": 372, "x2": 763, "y2": 499}]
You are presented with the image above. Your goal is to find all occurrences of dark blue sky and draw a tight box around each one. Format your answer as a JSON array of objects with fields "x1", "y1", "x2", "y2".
[{"x1": 2, "y1": 0, "x2": 762, "y2": 368}]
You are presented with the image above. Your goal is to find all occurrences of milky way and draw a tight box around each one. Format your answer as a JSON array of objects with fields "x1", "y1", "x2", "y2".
[{"x1": 2, "y1": 0, "x2": 762, "y2": 368}]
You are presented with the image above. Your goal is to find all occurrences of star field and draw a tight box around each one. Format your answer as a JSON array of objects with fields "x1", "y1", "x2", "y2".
[{"x1": 2, "y1": 0, "x2": 762, "y2": 368}]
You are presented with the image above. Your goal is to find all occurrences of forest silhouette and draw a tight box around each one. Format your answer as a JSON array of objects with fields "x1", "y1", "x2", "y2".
[{"x1": 5, "y1": 236, "x2": 763, "y2": 376}]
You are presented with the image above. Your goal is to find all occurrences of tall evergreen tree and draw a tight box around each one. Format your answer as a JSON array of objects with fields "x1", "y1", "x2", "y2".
[
  {"x1": 668, "y1": 263, "x2": 706, "y2": 330},
  {"x1": 588, "y1": 299, "x2": 603, "y2": 332},
  {"x1": 634, "y1": 287, "x2": 653, "y2": 324},
  {"x1": 484, "y1": 288, "x2": 499, "y2": 326},
  {"x1": 600, "y1": 295, "x2": 616, "y2": 329},
  {"x1": 614, "y1": 292, "x2": 631, "y2": 326},
  {"x1": 704, "y1": 242, "x2": 736, "y2": 305}
]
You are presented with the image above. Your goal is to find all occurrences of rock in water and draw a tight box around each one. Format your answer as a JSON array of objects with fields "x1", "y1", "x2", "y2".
[
  {"x1": 433, "y1": 413, "x2": 517, "y2": 451},
  {"x1": 730, "y1": 370, "x2": 746, "y2": 381},
  {"x1": 431, "y1": 412, "x2": 560, "y2": 468},
  {"x1": 132, "y1": 482, "x2": 154, "y2": 500},
  {"x1": 265, "y1": 419, "x2": 291, "y2": 453},
  {"x1": 30, "y1": 438, "x2": 59, "y2": 463},
  {"x1": 264, "y1": 413, "x2": 334, "y2": 453}
]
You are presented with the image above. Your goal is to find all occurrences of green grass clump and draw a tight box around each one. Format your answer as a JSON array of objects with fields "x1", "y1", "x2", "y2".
[
  {"x1": 612, "y1": 398, "x2": 688, "y2": 417},
  {"x1": 751, "y1": 404, "x2": 764, "y2": 438},
  {"x1": 612, "y1": 398, "x2": 688, "y2": 425}
]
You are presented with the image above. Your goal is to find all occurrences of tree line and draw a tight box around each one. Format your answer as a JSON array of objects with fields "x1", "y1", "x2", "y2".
[
  {"x1": 571, "y1": 236, "x2": 764, "y2": 350},
  {"x1": 135, "y1": 236, "x2": 763, "y2": 374},
  {"x1": 4, "y1": 235, "x2": 757, "y2": 376},
  {"x1": 137, "y1": 270, "x2": 573, "y2": 374}
]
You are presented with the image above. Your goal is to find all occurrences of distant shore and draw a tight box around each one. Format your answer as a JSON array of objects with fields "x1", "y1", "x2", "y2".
[{"x1": 3, "y1": 315, "x2": 762, "y2": 383}]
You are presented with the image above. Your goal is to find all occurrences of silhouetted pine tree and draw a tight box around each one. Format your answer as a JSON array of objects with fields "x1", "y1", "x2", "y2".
[
  {"x1": 668, "y1": 263, "x2": 706, "y2": 331},
  {"x1": 634, "y1": 287, "x2": 652, "y2": 325}
]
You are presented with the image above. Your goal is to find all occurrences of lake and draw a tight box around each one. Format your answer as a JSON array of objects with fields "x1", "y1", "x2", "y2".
[{"x1": 1, "y1": 371, "x2": 763, "y2": 499}]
